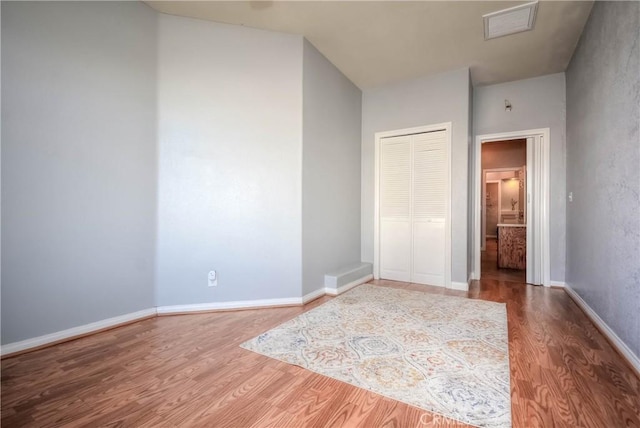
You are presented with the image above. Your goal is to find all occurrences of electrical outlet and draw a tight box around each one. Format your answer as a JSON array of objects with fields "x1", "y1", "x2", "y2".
[{"x1": 208, "y1": 270, "x2": 218, "y2": 287}]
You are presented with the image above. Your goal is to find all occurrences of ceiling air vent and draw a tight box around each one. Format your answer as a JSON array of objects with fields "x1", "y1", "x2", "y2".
[{"x1": 483, "y1": 1, "x2": 539, "y2": 40}]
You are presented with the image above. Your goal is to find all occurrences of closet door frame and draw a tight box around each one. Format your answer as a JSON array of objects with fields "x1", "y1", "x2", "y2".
[{"x1": 374, "y1": 123, "x2": 452, "y2": 288}]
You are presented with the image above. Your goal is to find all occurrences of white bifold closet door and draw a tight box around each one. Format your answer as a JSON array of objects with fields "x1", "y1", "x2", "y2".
[{"x1": 379, "y1": 131, "x2": 448, "y2": 286}]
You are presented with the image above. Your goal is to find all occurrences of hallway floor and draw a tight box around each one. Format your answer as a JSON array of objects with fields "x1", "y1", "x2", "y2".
[{"x1": 481, "y1": 238, "x2": 526, "y2": 283}]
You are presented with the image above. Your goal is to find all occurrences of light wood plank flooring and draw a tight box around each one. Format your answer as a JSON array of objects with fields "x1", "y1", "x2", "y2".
[{"x1": 2, "y1": 279, "x2": 639, "y2": 427}]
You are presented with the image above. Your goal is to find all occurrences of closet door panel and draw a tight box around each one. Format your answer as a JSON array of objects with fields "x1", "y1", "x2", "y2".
[
  {"x1": 413, "y1": 220, "x2": 445, "y2": 285},
  {"x1": 379, "y1": 136, "x2": 411, "y2": 282},
  {"x1": 411, "y1": 131, "x2": 447, "y2": 286},
  {"x1": 380, "y1": 220, "x2": 411, "y2": 281}
]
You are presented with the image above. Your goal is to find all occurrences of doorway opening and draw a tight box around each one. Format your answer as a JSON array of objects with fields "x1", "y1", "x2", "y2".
[
  {"x1": 481, "y1": 140, "x2": 527, "y2": 283},
  {"x1": 474, "y1": 129, "x2": 550, "y2": 286}
]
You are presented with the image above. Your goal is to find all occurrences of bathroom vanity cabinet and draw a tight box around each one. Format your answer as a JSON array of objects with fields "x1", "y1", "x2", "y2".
[{"x1": 497, "y1": 224, "x2": 526, "y2": 270}]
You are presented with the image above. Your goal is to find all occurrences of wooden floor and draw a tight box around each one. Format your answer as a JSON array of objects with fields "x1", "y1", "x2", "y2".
[
  {"x1": 482, "y1": 238, "x2": 526, "y2": 283},
  {"x1": 2, "y1": 280, "x2": 640, "y2": 427}
]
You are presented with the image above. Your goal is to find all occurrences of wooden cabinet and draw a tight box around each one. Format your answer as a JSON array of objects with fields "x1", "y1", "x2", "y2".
[{"x1": 497, "y1": 225, "x2": 526, "y2": 270}]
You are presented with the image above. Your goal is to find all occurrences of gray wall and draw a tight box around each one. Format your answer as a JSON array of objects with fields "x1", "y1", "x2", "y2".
[
  {"x1": 566, "y1": 2, "x2": 640, "y2": 356},
  {"x1": 474, "y1": 73, "x2": 567, "y2": 282},
  {"x1": 302, "y1": 40, "x2": 362, "y2": 295},
  {"x1": 156, "y1": 14, "x2": 304, "y2": 305},
  {"x1": 361, "y1": 68, "x2": 471, "y2": 284},
  {"x1": 1, "y1": 2, "x2": 157, "y2": 344}
]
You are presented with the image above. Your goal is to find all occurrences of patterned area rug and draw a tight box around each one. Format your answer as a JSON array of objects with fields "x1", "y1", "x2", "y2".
[{"x1": 241, "y1": 285, "x2": 511, "y2": 428}]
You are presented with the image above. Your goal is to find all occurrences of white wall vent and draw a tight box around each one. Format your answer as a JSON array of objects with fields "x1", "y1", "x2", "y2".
[{"x1": 483, "y1": 1, "x2": 539, "y2": 40}]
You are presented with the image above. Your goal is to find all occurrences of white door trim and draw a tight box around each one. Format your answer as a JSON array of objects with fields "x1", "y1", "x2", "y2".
[
  {"x1": 473, "y1": 128, "x2": 551, "y2": 286},
  {"x1": 374, "y1": 123, "x2": 452, "y2": 288}
]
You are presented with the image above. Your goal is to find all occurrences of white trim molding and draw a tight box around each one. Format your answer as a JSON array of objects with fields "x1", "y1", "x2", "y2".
[
  {"x1": 159, "y1": 276, "x2": 374, "y2": 315},
  {"x1": 549, "y1": 280, "x2": 566, "y2": 288},
  {"x1": 473, "y1": 128, "x2": 551, "y2": 286},
  {"x1": 564, "y1": 284, "x2": 640, "y2": 377},
  {"x1": 302, "y1": 288, "x2": 327, "y2": 304},
  {"x1": 1, "y1": 308, "x2": 157, "y2": 357},
  {"x1": 157, "y1": 297, "x2": 301, "y2": 315},
  {"x1": 1, "y1": 276, "x2": 377, "y2": 357},
  {"x1": 325, "y1": 274, "x2": 373, "y2": 296},
  {"x1": 450, "y1": 281, "x2": 470, "y2": 291}
]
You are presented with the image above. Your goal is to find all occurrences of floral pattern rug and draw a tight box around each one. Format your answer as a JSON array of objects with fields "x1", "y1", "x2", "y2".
[{"x1": 240, "y1": 284, "x2": 511, "y2": 428}]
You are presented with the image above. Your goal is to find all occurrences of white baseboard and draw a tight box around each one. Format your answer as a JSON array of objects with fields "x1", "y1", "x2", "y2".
[
  {"x1": 302, "y1": 287, "x2": 327, "y2": 304},
  {"x1": 1, "y1": 276, "x2": 376, "y2": 357},
  {"x1": 1, "y1": 308, "x2": 157, "y2": 357},
  {"x1": 157, "y1": 297, "x2": 302, "y2": 315},
  {"x1": 450, "y1": 279, "x2": 470, "y2": 291},
  {"x1": 564, "y1": 284, "x2": 640, "y2": 377},
  {"x1": 549, "y1": 280, "x2": 566, "y2": 288},
  {"x1": 325, "y1": 274, "x2": 373, "y2": 296}
]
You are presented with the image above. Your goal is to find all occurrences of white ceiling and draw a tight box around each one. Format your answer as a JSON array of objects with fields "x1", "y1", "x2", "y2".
[{"x1": 146, "y1": 1, "x2": 594, "y2": 89}]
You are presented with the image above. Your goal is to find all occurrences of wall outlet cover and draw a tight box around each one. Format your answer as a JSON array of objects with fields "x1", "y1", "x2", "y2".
[{"x1": 208, "y1": 271, "x2": 217, "y2": 287}]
